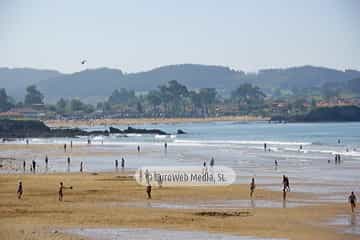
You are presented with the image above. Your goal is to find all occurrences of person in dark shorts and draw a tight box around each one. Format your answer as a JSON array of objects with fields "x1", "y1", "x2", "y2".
[
  {"x1": 349, "y1": 192, "x2": 357, "y2": 213},
  {"x1": 17, "y1": 181, "x2": 23, "y2": 199},
  {"x1": 32, "y1": 160, "x2": 36, "y2": 173},
  {"x1": 121, "y1": 157, "x2": 125, "y2": 168},
  {"x1": 58, "y1": 182, "x2": 72, "y2": 201},
  {"x1": 45, "y1": 155, "x2": 48, "y2": 169},
  {"x1": 210, "y1": 157, "x2": 215, "y2": 167},
  {"x1": 146, "y1": 184, "x2": 152, "y2": 199},
  {"x1": 115, "y1": 159, "x2": 119, "y2": 170},
  {"x1": 283, "y1": 175, "x2": 290, "y2": 192},
  {"x1": 250, "y1": 177, "x2": 256, "y2": 198}
]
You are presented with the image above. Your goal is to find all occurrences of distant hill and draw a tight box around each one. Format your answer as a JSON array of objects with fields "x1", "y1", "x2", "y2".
[
  {"x1": 0, "y1": 67, "x2": 62, "y2": 99},
  {"x1": 1, "y1": 64, "x2": 360, "y2": 103},
  {"x1": 252, "y1": 66, "x2": 360, "y2": 89}
]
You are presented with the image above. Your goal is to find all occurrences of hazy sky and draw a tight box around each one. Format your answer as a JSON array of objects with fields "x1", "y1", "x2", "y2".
[{"x1": 1, "y1": 0, "x2": 359, "y2": 73}]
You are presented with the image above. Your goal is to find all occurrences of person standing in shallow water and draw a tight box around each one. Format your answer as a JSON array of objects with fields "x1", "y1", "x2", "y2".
[
  {"x1": 64, "y1": 144, "x2": 67, "y2": 152},
  {"x1": 121, "y1": 157, "x2": 125, "y2": 169},
  {"x1": 80, "y1": 161, "x2": 83, "y2": 172},
  {"x1": 32, "y1": 160, "x2": 36, "y2": 173},
  {"x1": 264, "y1": 143, "x2": 267, "y2": 152},
  {"x1": 250, "y1": 177, "x2": 256, "y2": 198},
  {"x1": 210, "y1": 157, "x2": 215, "y2": 167},
  {"x1": 45, "y1": 155, "x2": 48, "y2": 170},
  {"x1": 137, "y1": 145, "x2": 141, "y2": 153},
  {"x1": 115, "y1": 159, "x2": 119, "y2": 170},
  {"x1": 17, "y1": 181, "x2": 23, "y2": 199},
  {"x1": 23, "y1": 160, "x2": 26, "y2": 172},
  {"x1": 349, "y1": 192, "x2": 357, "y2": 213}
]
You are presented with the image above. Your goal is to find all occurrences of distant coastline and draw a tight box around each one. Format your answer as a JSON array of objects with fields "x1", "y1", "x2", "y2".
[{"x1": 45, "y1": 115, "x2": 269, "y2": 128}]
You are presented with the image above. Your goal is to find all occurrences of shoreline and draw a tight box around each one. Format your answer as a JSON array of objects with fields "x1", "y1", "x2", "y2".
[{"x1": 45, "y1": 115, "x2": 269, "y2": 128}]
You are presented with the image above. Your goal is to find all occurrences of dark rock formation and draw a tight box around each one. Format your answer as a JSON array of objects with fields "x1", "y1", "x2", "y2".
[
  {"x1": 0, "y1": 119, "x2": 108, "y2": 138},
  {"x1": 177, "y1": 129, "x2": 186, "y2": 134},
  {"x1": 109, "y1": 126, "x2": 169, "y2": 135}
]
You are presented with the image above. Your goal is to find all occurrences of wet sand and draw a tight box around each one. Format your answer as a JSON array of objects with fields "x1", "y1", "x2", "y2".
[
  {"x1": 45, "y1": 116, "x2": 268, "y2": 128},
  {"x1": 0, "y1": 170, "x2": 358, "y2": 240}
]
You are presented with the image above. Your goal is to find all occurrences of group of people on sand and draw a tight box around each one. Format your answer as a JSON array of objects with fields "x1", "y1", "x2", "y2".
[
  {"x1": 249, "y1": 175, "x2": 357, "y2": 212},
  {"x1": 17, "y1": 181, "x2": 73, "y2": 201},
  {"x1": 115, "y1": 158, "x2": 125, "y2": 170}
]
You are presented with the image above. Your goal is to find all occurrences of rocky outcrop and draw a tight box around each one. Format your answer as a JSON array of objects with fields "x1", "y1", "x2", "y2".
[
  {"x1": 0, "y1": 119, "x2": 108, "y2": 138},
  {"x1": 109, "y1": 126, "x2": 169, "y2": 135},
  {"x1": 270, "y1": 106, "x2": 360, "y2": 122},
  {"x1": 177, "y1": 129, "x2": 186, "y2": 134}
]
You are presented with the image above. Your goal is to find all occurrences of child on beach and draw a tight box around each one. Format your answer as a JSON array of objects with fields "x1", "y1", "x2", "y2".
[{"x1": 58, "y1": 182, "x2": 73, "y2": 201}]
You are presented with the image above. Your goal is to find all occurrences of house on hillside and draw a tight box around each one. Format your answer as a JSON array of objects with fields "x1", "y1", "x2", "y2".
[{"x1": 0, "y1": 108, "x2": 46, "y2": 120}]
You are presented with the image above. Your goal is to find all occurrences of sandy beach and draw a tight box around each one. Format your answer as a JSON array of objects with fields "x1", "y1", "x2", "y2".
[
  {"x1": 1, "y1": 124, "x2": 359, "y2": 240},
  {"x1": 0, "y1": 170, "x2": 357, "y2": 240},
  {"x1": 45, "y1": 116, "x2": 269, "y2": 128}
]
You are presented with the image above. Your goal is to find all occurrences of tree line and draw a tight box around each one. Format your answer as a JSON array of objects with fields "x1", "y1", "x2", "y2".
[
  {"x1": 1, "y1": 77, "x2": 359, "y2": 117},
  {"x1": 0, "y1": 81, "x2": 267, "y2": 117}
]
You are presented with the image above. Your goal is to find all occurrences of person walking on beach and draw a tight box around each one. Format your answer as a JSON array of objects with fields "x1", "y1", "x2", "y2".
[
  {"x1": 17, "y1": 181, "x2": 23, "y2": 199},
  {"x1": 210, "y1": 157, "x2": 215, "y2": 167},
  {"x1": 121, "y1": 157, "x2": 125, "y2": 169},
  {"x1": 164, "y1": 142, "x2": 167, "y2": 151},
  {"x1": 137, "y1": 145, "x2": 141, "y2": 153},
  {"x1": 349, "y1": 192, "x2": 357, "y2": 213},
  {"x1": 250, "y1": 177, "x2": 256, "y2": 198},
  {"x1": 58, "y1": 182, "x2": 72, "y2": 201},
  {"x1": 64, "y1": 144, "x2": 67, "y2": 152},
  {"x1": 264, "y1": 143, "x2": 267, "y2": 152},
  {"x1": 45, "y1": 155, "x2": 48, "y2": 169},
  {"x1": 275, "y1": 160, "x2": 278, "y2": 167},
  {"x1": 32, "y1": 160, "x2": 36, "y2": 173},
  {"x1": 80, "y1": 161, "x2": 83, "y2": 173},
  {"x1": 146, "y1": 184, "x2": 152, "y2": 199},
  {"x1": 283, "y1": 175, "x2": 290, "y2": 192},
  {"x1": 23, "y1": 160, "x2": 26, "y2": 172},
  {"x1": 115, "y1": 159, "x2": 119, "y2": 170},
  {"x1": 282, "y1": 175, "x2": 290, "y2": 200},
  {"x1": 67, "y1": 157, "x2": 71, "y2": 172},
  {"x1": 70, "y1": 141, "x2": 73, "y2": 149}
]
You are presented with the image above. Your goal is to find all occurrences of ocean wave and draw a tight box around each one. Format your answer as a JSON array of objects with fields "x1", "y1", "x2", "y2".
[{"x1": 173, "y1": 139, "x2": 311, "y2": 146}]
